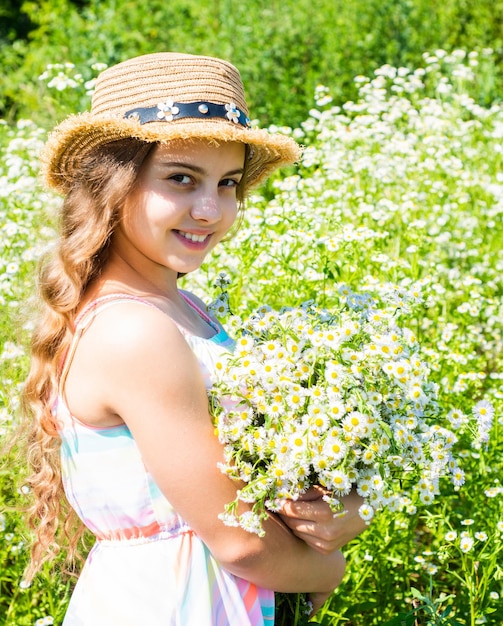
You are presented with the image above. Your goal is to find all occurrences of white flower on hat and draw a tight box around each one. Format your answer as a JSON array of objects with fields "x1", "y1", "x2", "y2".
[
  {"x1": 225, "y1": 102, "x2": 241, "y2": 124},
  {"x1": 156, "y1": 99, "x2": 180, "y2": 121}
]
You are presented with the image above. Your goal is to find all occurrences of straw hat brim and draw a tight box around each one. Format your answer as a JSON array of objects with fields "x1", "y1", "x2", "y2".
[{"x1": 42, "y1": 112, "x2": 301, "y2": 194}]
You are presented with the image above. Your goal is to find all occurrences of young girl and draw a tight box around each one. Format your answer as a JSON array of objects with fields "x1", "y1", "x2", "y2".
[{"x1": 21, "y1": 52, "x2": 367, "y2": 625}]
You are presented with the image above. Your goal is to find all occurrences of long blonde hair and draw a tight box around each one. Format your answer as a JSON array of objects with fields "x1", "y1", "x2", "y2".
[{"x1": 20, "y1": 139, "x2": 155, "y2": 580}]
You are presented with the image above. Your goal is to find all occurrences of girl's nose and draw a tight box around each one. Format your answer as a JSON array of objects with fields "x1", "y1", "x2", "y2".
[{"x1": 190, "y1": 189, "x2": 222, "y2": 223}]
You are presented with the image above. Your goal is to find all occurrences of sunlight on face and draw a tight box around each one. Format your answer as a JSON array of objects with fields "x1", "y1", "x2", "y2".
[{"x1": 116, "y1": 139, "x2": 246, "y2": 280}]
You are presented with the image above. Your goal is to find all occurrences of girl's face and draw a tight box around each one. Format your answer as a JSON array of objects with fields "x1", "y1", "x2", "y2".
[{"x1": 114, "y1": 139, "x2": 245, "y2": 284}]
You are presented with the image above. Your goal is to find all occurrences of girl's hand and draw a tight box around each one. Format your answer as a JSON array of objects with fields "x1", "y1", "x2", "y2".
[{"x1": 278, "y1": 486, "x2": 369, "y2": 555}]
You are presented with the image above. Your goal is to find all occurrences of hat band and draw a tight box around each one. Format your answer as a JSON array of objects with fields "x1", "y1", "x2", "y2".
[{"x1": 124, "y1": 100, "x2": 251, "y2": 129}]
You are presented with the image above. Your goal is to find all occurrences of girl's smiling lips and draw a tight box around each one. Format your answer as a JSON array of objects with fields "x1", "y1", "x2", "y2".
[{"x1": 174, "y1": 229, "x2": 212, "y2": 245}]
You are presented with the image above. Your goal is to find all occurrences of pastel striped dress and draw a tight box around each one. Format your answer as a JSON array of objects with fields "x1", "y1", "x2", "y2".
[{"x1": 56, "y1": 293, "x2": 275, "y2": 626}]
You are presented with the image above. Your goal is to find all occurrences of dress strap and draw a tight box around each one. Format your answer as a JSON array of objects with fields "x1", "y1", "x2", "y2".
[{"x1": 179, "y1": 290, "x2": 220, "y2": 333}]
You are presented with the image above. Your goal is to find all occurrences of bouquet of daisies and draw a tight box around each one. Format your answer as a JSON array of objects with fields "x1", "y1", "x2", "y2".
[{"x1": 208, "y1": 282, "x2": 486, "y2": 536}]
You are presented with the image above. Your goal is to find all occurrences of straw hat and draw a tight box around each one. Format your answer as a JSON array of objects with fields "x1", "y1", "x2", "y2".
[{"x1": 42, "y1": 52, "x2": 301, "y2": 193}]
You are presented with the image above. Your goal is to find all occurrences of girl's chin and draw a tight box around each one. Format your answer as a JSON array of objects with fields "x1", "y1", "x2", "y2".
[{"x1": 171, "y1": 260, "x2": 205, "y2": 275}]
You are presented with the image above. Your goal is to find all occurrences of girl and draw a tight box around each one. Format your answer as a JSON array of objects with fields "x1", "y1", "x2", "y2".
[{"x1": 21, "y1": 52, "x2": 366, "y2": 625}]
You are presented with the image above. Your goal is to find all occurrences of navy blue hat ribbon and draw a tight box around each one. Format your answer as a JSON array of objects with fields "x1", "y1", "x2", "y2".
[{"x1": 124, "y1": 100, "x2": 251, "y2": 129}]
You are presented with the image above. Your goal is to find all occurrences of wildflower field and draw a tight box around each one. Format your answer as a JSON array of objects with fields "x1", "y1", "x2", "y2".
[{"x1": 0, "y1": 50, "x2": 502, "y2": 625}]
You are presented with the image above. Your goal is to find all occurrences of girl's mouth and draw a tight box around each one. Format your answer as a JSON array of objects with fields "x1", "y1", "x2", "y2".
[{"x1": 175, "y1": 230, "x2": 211, "y2": 244}]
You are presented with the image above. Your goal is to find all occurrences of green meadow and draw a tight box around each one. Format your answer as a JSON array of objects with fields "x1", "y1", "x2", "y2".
[{"x1": 0, "y1": 1, "x2": 502, "y2": 623}]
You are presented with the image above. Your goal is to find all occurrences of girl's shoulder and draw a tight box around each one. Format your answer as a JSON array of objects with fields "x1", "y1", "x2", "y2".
[
  {"x1": 61, "y1": 294, "x2": 200, "y2": 427},
  {"x1": 74, "y1": 292, "x2": 162, "y2": 331},
  {"x1": 77, "y1": 294, "x2": 183, "y2": 350}
]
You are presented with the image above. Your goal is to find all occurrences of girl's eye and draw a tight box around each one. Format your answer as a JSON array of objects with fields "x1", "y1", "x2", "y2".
[
  {"x1": 219, "y1": 178, "x2": 239, "y2": 188},
  {"x1": 169, "y1": 174, "x2": 192, "y2": 185}
]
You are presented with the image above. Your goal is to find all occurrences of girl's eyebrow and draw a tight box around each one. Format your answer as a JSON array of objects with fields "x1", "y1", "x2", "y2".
[{"x1": 156, "y1": 161, "x2": 244, "y2": 177}]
